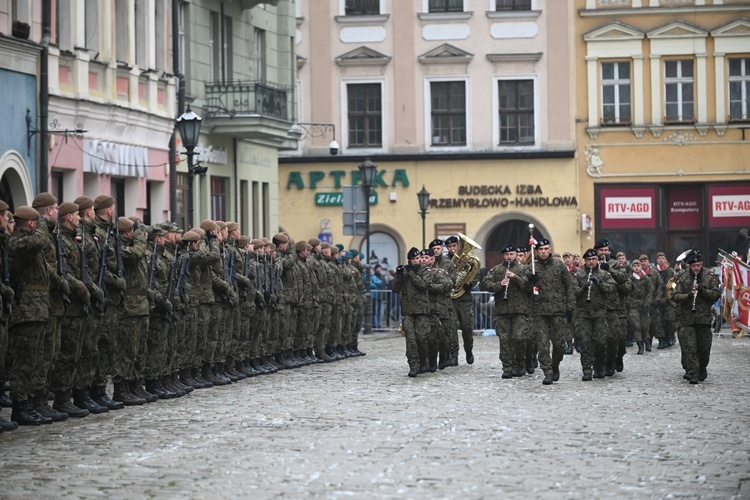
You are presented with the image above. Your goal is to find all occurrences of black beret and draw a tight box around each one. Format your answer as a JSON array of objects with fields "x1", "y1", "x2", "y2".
[
  {"x1": 501, "y1": 244, "x2": 516, "y2": 254},
  {"x1": 445, "y1": 236, "x2": 459, "y2": 245},
  {"x1": 407, "y1": 247, "x2": 420, "y2": 259},
  {"x1": 419, "y1": 249, "x2": 431, "y2": 256},
  {"x1": 594, "y1": 238, "x2": 610, "y2": 249},
  {"x1": 685, "y1": 250, "x2": 702, "y2": 264},
  {"x1": 537, "y1": 238, "x2": 550, "y2": 247},
  {"x1": 516, "y1": 246, "x2": 529, "y2": 253},
  {"x1": 583, "y1": 248, "x2": 597, "y2": 259},
  {"x1": 428, "y1": 239, "x2": 443, "y2": 249}
]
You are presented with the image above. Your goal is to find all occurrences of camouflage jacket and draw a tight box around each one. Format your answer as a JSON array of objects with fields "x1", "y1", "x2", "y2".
[
  {"x1": 121, "y1": 227, "x2": 149, "y2": 316},
  {"x1": 281, "y1": 249, "x2": 301, "y2": 305},
  {"x1": 602, "y1": 257, "x2": 632, "y2": 313},
  {"x1": 310, "y1": 252, "x2": 332, "y2": 304},
  {"x1": 60, "y1": 225, "x2": 91, "y2": 318},
  {"x1": 531, "y1": 256, "x2": 575, "y2": 316},
  {"x1": 8, "y1": 223, "x2": 50, "y2": 325},
  {"x1": 483, "y1": 260, "x2": 531, "y2": 316},
  {"x1": 670, "y1": 267, "x2": 721, "y2": 326},
  {"x1": 392, "y1": 264, "x2": 431, "y2": 315},
  {"x1": 93, "y1": 216, "x2": 123, "y2": 307},
  {"x1": 626, "y1": 272, "x2": 654, "y2": 311},
  {"x1": 427, "y1": 265, "x2": 453, "y2": 318},
  {"x1": 573, "y1": 266, "x2": 616, "y2": 319}
]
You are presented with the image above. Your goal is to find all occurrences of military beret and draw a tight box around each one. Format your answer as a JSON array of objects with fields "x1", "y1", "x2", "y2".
[
  {"x1": 537, "y1": 238, "x2": 550, "y2": 247},
  {"x1": 149, "y1": 225, "x2": 168, "y2": 237},
  {"x1": 343, "y1": 251, "x2": 353, "y2": 260},
  {"x1": 182, "y1": 230, "x2": 201, "y2": 242},
  {"x1": 583, "y1": 248, "x2": 597, "y2": 259},
  {"x1": 348, "y1": 249, "x2": 359, "y2": 258},
  {"x1": 251, "y1": 238, "x2": 264, "y2": 248},
  {"x1": 191, "y1": 227, "x2": 206, "y2": 238},
  {"x1": 200, "y1": 219, "x2": 217, "y2": 232},
  {"x1": 237, "y1": 236, "x2": 249, "y2": 247},
  {"x1": 615, "y1": 252, "x2": 625, "y2": 259},
  {"x1": 428, "y1": 238, "x2": 444, "y2": 249},
  {"x1": 13, "y1": 206, "x2": 39, "y2": 221},
  {"x1": 516, "y1": 246, "x2": 528, "y2": 253},
  {"x1": 215, "y1": 220, "x2": 227, "y2": 230},
  {"x1": 118, "y1": 216, "x2": 134, "y2": 232},
  {"x1": 128, "y1": 216, "x2": 141, "y2": 224},
  {"x1": 445, "y1": 236, "x2": 459, "y2": 245},
  {"x1": 0, "y1": 200, "x2": 9, "y2": 212},
  {"x1": 594, "y1": 238, "x2": 610, "y2": 249},
  {"x1": 268, "y1": 243, "x2": 276, "y2": 251},
  {"x1": 261, "y1": 237, "x2": 270, "y2": 245},
  {"x1": 656, "y1": 252, "x2": 666, "y2": 258},
  {"x1": 563, "y1": 252, "x2": 573, "y2": 258},
  {"x1": 308, "y1": 237, "x2": 321, "y2": 246},
  {"x1": 638, "y1": 254, "x2": 648, "y2": 261},
  {"x1": 359, "y1": 252, "x2": 365, "y2": 260},
  {"x1": 73, "y1": 196, "x2": 94, "y2": 211},
  {"x1": 58, "y1": 202, "x2": 79, "y2": 217},
  {"x1": 31, "y1": 192, "x2": 57, "y2": 209},
  {"x1": 93, "y1": 195, "x2": 115, "y2": 210},
  {"x1": 226, "y1": 221, "x2": 239, "y2": 232},
  {"x1": 320, "y1": 242, "x2": 331, "y2": 250},
  {"x1": 407, "y1": 247, "x2": 420, "y2": 259},
  {"x1": 685, "y1": 250, "x2": 702, "y2": 264},
  {"x1": 272, "y1": 232, "x2": 289, "y2": 244},
  {"x1": 419, "y1": 249, "x2": 431, "y2": 256},
  {"x1": 501, "y1": 244, "x2": 516, "y2": 254},
  {"x1": 335, "y1": 243, "x2": 344, "y2": 251},
  {"x1": 295, "y1": 240, "x2": 309, "y2": 252}
]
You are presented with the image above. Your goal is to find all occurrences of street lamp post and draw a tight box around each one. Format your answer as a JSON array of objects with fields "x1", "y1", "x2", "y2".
[
  {"x1": 176, "y1": 105, "x2": 203, "y2": 227},
  {"x1": 417, "y1": 185, "x2": 431, "y2": 248},
  {"x1": 359, "y1": 158, "x2": 377, "y2": 336}
]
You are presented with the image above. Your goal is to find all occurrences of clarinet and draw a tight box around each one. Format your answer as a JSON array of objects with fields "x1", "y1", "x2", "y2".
[
  {"x1": 502, "y1": 261, "x2": 510, "y2": 301},
  {"x1": 691, "y1": 273, "x2": 699, "y2": 312},
  {"x1": 586, "y1": 268, "x2": 593, "y2": 303}
]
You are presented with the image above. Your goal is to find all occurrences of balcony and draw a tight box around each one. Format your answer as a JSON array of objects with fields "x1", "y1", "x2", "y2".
[{"x1": 202, "y1": 80, "x2": 298, "y2": 148}]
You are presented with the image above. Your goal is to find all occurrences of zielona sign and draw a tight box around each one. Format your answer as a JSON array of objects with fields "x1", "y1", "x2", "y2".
[{"x1": 286, "y1": 169, "x2": 410, "y2": 189}]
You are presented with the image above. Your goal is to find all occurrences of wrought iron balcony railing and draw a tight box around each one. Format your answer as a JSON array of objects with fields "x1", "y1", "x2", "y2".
[{"x1": 204, "y1": 80, "x2": 291, "y2": 121}]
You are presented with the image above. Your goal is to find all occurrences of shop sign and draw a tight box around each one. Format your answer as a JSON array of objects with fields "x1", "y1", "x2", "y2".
[
  {"x1": 287, "y1": 169, "x2": 409, "y2": 189},
  {"x1": 429, "y1": 185, "x2": 577, "y2": 209},
  {"x1": 668, "y1": 186, "x2": 702, "y2": 229},
  {"x1": 83, "y1": 139, "x2": 148, "y2": 178},
  {"x1": 709, "y1": 185, "x2": 750, "y2": 227},
  {"x1": 599, "y1": 187, "x2": 656, "y2": 229},
  {"x1": 315, "y1": 191, "x2": 377, "y2": 206}
]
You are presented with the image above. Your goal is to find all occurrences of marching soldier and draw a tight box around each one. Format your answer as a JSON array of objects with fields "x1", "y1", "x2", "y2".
[
  {"x1": 392, "y1": 247, "x2": 431, "y2": 377},
  {"x1": 627, "y1": 259, "x2": 653, "y2": 355},
  {"x1": 655, "y1": 252, "x2": 677, "y2": 348},
  {"x1": 446, "y1": 235, "x2": 478, "y2": 365},
  {"x1": 595, "y1": 239, "x2": 632, "y2": 375},
  {"x1": 639, "y1": 254, "x2": 664, "y2": 352},
  {"x1": 427, "y1": 240, "x2": 455, "y2": 369}
]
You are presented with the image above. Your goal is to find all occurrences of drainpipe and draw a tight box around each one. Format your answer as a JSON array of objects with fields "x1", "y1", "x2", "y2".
[
  {"x1": 39, "y1": 0, "x2": 51, "y2": 194},
  {"x1": 170, "y1": 0, "x2": 185, "y2": 220}
]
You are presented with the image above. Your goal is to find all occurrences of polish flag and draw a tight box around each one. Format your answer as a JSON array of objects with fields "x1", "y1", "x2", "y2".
[{"x1": 731, "y1": 258, "x2": 750, "y2": 332}]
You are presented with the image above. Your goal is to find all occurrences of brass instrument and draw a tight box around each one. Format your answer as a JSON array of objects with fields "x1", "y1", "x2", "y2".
[
  {"x1": 666, "y1": 277, "x2": 677, "y2": 299},
  {"x1": 691, "y1": 273, "x2": 699, "y2": 312},
  {"x1": 586, "y1": 268, "x2": 593, "y2": 303},
  {"x1": 450, "y1": 233, "x2": 482, "y2": 299}
]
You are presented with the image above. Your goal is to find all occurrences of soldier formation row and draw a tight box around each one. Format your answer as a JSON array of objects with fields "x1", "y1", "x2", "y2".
[{"x1": 0, "y1": 193, "x2": 368, "y2": 432}]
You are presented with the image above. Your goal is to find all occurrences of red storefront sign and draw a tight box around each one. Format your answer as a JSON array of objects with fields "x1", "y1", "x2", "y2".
[
  {"x1": 708, "y1": 185, "x2": 750, "y2": 227},
  {"x1": 600, "y1": 187, "x2": 657, "y2": 229},
  {"x1": 667, "y1": 186, "x2": 702, "y2": 229}
]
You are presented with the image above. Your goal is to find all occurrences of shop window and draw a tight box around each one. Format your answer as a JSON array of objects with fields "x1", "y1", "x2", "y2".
[
  {"x1": 211, "y1": 176, "x2": 227, "y2": 221},
  {"x1": 345, "y1": 0, "x2": 380, "y2": 15},
  {"x1": 665, "y1": 59, "x2": 694, "y2": 124},
  {"x1": 496, "y1": 0, "x2": 531, "y2": 10},
  {"x1": 347, "y1": 83, "x2": 382, "y2": 148},
  {"x1": 430, "y1": 81, "x2": 466, "y2": 146},
  {"x1": 601, "y1": 61, "x2": 631, "y2": 126},
  {"x1": 498, "y1": 79, "x2": 534, "y2": 145},
  {"x1": 729, "y1": 57, "x2": 750, "y2": 122},
  {"x1": 428, "y1": 0, "x2": 463, "y2": 13}
]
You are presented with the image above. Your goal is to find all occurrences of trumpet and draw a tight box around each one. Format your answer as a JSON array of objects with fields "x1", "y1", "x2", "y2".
[
  {"x1": 691, "y1": 274, "x2": 699, "y2": 312},
  {"x1": 502, "y1": 261, "x2": 511, "y2": 301},
  {"x1": 586, "y1": 268, "x2": 593, "y2": 303}
]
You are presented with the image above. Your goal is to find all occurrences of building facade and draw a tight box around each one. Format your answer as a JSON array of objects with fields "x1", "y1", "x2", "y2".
[
  {"x1": 576, "y1": 0, "x2": 750, "y2": 262},
  {"x1": 281, "y1": 0, "x2": 577, "y2": 270}
]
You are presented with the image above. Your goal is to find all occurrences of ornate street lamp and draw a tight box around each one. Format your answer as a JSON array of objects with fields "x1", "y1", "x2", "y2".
[
  {"x1": 359, "y1": 158, "x2": 377, "y2": 335},
  {"x1": 176, "y1": 105, "x2": 203, "y2": 227},
  {"x1": 417, "y1": 185, "x2": 430, "y2": 248}
]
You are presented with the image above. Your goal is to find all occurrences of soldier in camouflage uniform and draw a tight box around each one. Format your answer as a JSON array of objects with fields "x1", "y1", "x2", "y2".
[
  {"x1": 655, "y1": 252, "x2": 677, "y2": 348},
  {"x1": 181, "y1": 230, "x2": 211, "y2": 389},
  {"x1": 423, "y1": 249, "x2": 451, "y2": 372},
  {"x1": 640, "y1": 254, "x2": 664, "y2": 352},
  {"x1": 0, "y1": 200, "x2": 18, "y2": 431},
  {"x1": 446, "y1": 235, "x2": 478, "y2": 365},
  {"x1": 325, "y1": 244, "x2": 346, "y2": 360},
  {"x1": 627, "y1": 259, "x2": 653, "y2": 355},
  {"x1": 198, "y1": 221, "x2": 228, "y2": 385},
  {"x1": 293, "y1": 240, "x2": 315, "y2": 363},
  {"x1": 669, "y1": 250, "x2": 720, "y2": 384},
  {"x1": 348, "y1": 251, "x2": 366, "y2": 356},
  {"x1": 309, "y1": 239, "x2": 335, "y2": 362},
  {"x1": 595, "y1": 239, "x2": 632, "y2": 375},
  {"x1": 573, "y1": 249, "x2": 616, "y2": 380},
  {"x1": 529, "y1": 238, "x2": 575, "y2": 385},
  {"x1": 392, "y1": 247, "x2": 431, "y2": 377},
  {"x1": 8, "y1": 206, "x2": 53, "y2": 425},
  {"x1": 430, "y1": 239, "x2": 455, "y2": 369},
  {"x1": 483, "y1": 244, "x2": 532, "y2": 378},
  {"x1": 305, "y1": 239, "x2": 323, "y2": 361}
]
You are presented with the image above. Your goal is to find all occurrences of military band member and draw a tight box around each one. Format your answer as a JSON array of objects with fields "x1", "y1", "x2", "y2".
[
  {"x1": 627, "y1": 259, "x2": 653, "y2": 355},
  {"x1": 429, "y1": 239, "x2": 455, "y2": 369},
  {"x1": 595, "y1": 239, "x2": 632, "y2": 375},
  {"x1": 639, "y1": 254, "x2": 664, "y2": 352},
  {"x1": 392, "y1": 247, "x2": 430, "y2": 377},
  {"x1": 422, "y1": 248, "x2": 451, "y2": 372},
  {"x1": 655, "y1": 251, "x2": 677, "y2": 348},
  {"x1": 446, "y1": 235, "x2": 477, "y2": 365}
]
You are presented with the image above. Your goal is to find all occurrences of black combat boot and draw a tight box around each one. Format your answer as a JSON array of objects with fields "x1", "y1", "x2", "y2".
[
  {"x1": 11, "y1": 400, "x2": 48, "y2": 426},
  {"x1": 699, "y1": 368, "x2": 708, "y2": 381},
  {"x1": 626, "y1": 332, "x2": 634, "y2": 347},
  {"x1": 131, "y1": 380, "x2": 158, "y2": 403},
  {"x1": 514, "y1": 363, "x2": 526, "y2": 377},
  {"x1": 407, "y1": 367, "x2": 419, "y2": 377},
  {"x1": 593, "y1": 367, "x2": 606, "y2": 379},
  {"x1": 0, "y1": 414, "x2": 18, "y2": 431},
  {"x1": 112, "y1": 381, "x2": 146, "y2": 406},
  {"x1": 190, "y1": 367, "x2": 212, "y2": 389},
  {"x1": 170, "y1": 373, "x2": 192, "y2": 394},
  {"x1": 91, "y1": 386, "x2": 125, "y2": 410},
  {"x1": 564, "y1": 340, "x2": 574, "y2": 355},
  {"x1": 501, "y1": 370, "x2": 513, "y2": 379},
  {"x1": 689, "y1": 373, "x2": 699, "y2": 384},
  {"x1": 615, "y1": 357, "x2": 624, "y2": 373},
  {"x1": 582, "y1": 370, "x2": 593, "y2": 381},
  {"x1": 34, "y1": 392, "x2": 68, "y2": 422},
  {"x1": 201, "y1": 364, "x2": 224, "y2": 386},
  {"x1": 0, "y1": 390, "x2": 12, "y2": 408},
  {"x1": 605, "y1": 360, "x2": 615, "y2": 377},
  {"x1": 552, "y1": 364, "x2": 560, "y2": 382},
  {"x1": 645, "y1": 337, "x2": 652, "y2": 352},
  {"x1": 214, "y1": 363, "x2": 234, "y2": 383},
  {"x1": 465, "y1": 349, "x2": 474, "y2": 365},
  {"x1": 428, "y1": 360, "x2": 437, "y2": 373},
  {"x1": 160, "y1": 377, "x2": 184, "y2": 398},
  {"x1": 73, "y1": 388, "x2": 109, "y2": 414},
  {"x1": 525, "y1": 358, "x2": 535, "y2": 374},
  {"x1": 224, "y1": 361, "x2": 246, "y2": 381},
  {"x1": 542, "y1": 373, "x2": 553, "y2": 385},
  {"x1": 53, "y1": 390, "x2": 89, "y2": 418},
  {"x1": 145, "y1": 379, "x2": 169, "y2": 399},
  {"x1": 636, "y1": 341, "x2": 644, "y2": 354}
]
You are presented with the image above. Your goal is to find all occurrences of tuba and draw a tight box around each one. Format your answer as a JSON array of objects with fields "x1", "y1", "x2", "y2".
[
  {"x1": 450, "y1": 233, "x2": 482, "y2": 299},
  {"x1": 665, "y1": 277, "x2": 677, "y2": 299}
]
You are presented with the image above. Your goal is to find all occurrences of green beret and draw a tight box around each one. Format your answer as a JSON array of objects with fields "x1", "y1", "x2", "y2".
[{"x1": 335, "y1": 244, "x2": 344, "y2": 252}]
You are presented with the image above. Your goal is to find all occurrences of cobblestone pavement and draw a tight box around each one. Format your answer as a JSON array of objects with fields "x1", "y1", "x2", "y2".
[{"x1": 0, "y1": 332, "x2": 748, "y2": 499}]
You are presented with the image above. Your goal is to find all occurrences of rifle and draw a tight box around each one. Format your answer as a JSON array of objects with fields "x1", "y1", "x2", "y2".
[
  {"x1": 97, "y1": 223, "x2": 111, "y2": 292},
  {"x1": 241, "y1": 250, "x2": 249, "y2": 301},
  {"x1": 78, "y1": 225, "x2": 92, "y2": 315},
  {"x1": 114, "y1": 219, "x2": 125, "y2": 300},
  {"x1": 56, "y1": 216, "x2": 71, "y2": 307},
  {"x1": 264, "y1": 254, "x2": 271, "y2": 303},
  {"x1": 164, "y1": 245, "x2": 179, "y2": 321},
  {"x1": 147, "y1": 240, "x2": 158, "y2": 292},
  {"x1": 2, "y1": 236, "x2": 10, "y2": 313},
  {"x1": 176, "y1": 244, "x2": 191, "y2": 304}
]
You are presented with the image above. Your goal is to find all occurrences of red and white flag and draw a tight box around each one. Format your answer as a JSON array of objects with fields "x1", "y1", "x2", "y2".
[{"x1": 731, "y1": 258, "x2": 750, "y2": 332}]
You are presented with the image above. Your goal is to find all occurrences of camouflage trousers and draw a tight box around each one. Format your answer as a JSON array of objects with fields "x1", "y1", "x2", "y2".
[
  {"x1": 294, "y1": 306, "x2": 308, "y2": 350},
  {"x1": 145, "y1": 316, "x2": 169, "y2": 380},
  {"x1": 33, "y1": 314, "x2": 61, "y2": 395},
  {"x1": 437, "y1": 312, "x2": 453, "y2": 366},
  {"x1": 75, "y1": 315, "x2": 101, "y2": 391},
  {"x1": 649, "y1": 306, "x2": 664, "y2": 339},
  {"x1": 677, "y1": 323, "x2": 712, "y2": 376},
  {"x1": 351, "y1": 301, "x2": 363, "y2": 347},
  {"x1": 402, "y1": 313, "x2": 431, "y2": 371},
  {"x1": 50, "y1": 315, "x2": 86, "y2": 392},
  {"x1": 307, "y1": 304, "x2": 321, "y2": 349},
  {"x1": 575, "y1": 316, "x2": 609, "y2": 373},
  {"x1": 270, "y1": 306, "x2": 282, "y2": 355},
  {"x1": 203, "y1": 303, "x2": 221, "y2": 365},
  {"x1": 495, "y1": 314, "x2": 529, "y2": 372},
  {"x1": 451, "y1": 299, "x2": 474, "y2": 358},
  {"x1": 605, "y1": 311, "x2": 624, "y2": 366},
  {"x1": 114, "y1": 315, "x2": 148, "y2": 383},
  {"x1": 180, "y1": 304, "x2": 198, "y2": 370},
  {"x1": 329, "y1": 302, "x2": 343, "y2": 348},
  {"x1": 283, "y1": 302, "x2": 298, "y2": 352},
  {"x1": 627, "y1": 307, "x2": 651, "y2": 342},
  {"x1": 0, "y1": 319, "x2": 7, "y2": 384},
  {"x1": 217, "y1": 303, "x2": 232, "y2": 362},
  {"x1": 315, "y1": 302, "x2": 333, "y2": 353},
  {"x1": 534, "y1": 315, "x2": 566, "y2": 375},
  {"x1": 193, "y1": 303, "x2": 210, "y2": 367},
  {"x1": 93, "y1": 307, "x2": 118, "y2": 389},
  {"x1": 8, "y1": 321, "x2": 45, "y2": 402}
]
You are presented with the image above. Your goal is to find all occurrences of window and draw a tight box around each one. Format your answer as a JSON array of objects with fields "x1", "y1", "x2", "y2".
[
  {"x1": 252, "y1": 181, "x2": 260, "y2": 237},
  {"x1": 254, "y1": 28, "x2": 265, "y2": 82},
  {"x1": 240, "y1": 180, "x2": 249, "y2": 235},
  {"x1": 496, "y1": 0, "x2": 531, "y2": 10},
  {"x1": 430, "y1": 81, "x2": 466, "y2": 146},
  {"x1": 135, "y1": 0, "x2": 146, "y2": 67},
  {"x1": 209, "y1": 12, "x2": 218, "y2": 80},
  {"x1": 115, "y1": 0, "x2": 128, "y2": 62},
  {"x1": 111, "y1": 178, "x2": 125, "y2": 217},
  {"x1": 729, "y1": 57, "x2": 750, "y2": 122},
  {"x1": 177, "y1": 2, "x2": 186, "y2": 74},
  {"x1": 210, "y1": 13, "x2": 232, "y2": 82},
  {"x1": 347, "y1": 83, "x2": 382, "y2": 148},
  {"x1": 175, "y1": 173, "x2": 189, "y2": 230},
  {"x1": 601, "y1": 61, "x2": 631, "y2": 125},
  {"x1": 429, "y1": 0, "x2": 463, "y2": 13},
  {"x1": 665, "y1": 59, "x2": 694, "y2": 123},
  {"x1": 155, "y1": 0, "x2": 166, "y2": 71},
  {"x1": 345, "y1": 0, "x2": 379, "y2": 15},
  {"x1": 498, "y1": 79, "x2": 534, "y2": 145},
  {"x1": 262, "y1": 182, "x2": 270, "y2": 237},
  {"x1": 85, "y1": 0, "x2": 99, "y2": 52},
  {"x1": 211, "y1": 177, "x2": 227, "y2": 221},
  {"x1": 56, "y1": 0, "x2": 72, "y2": 51}
]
